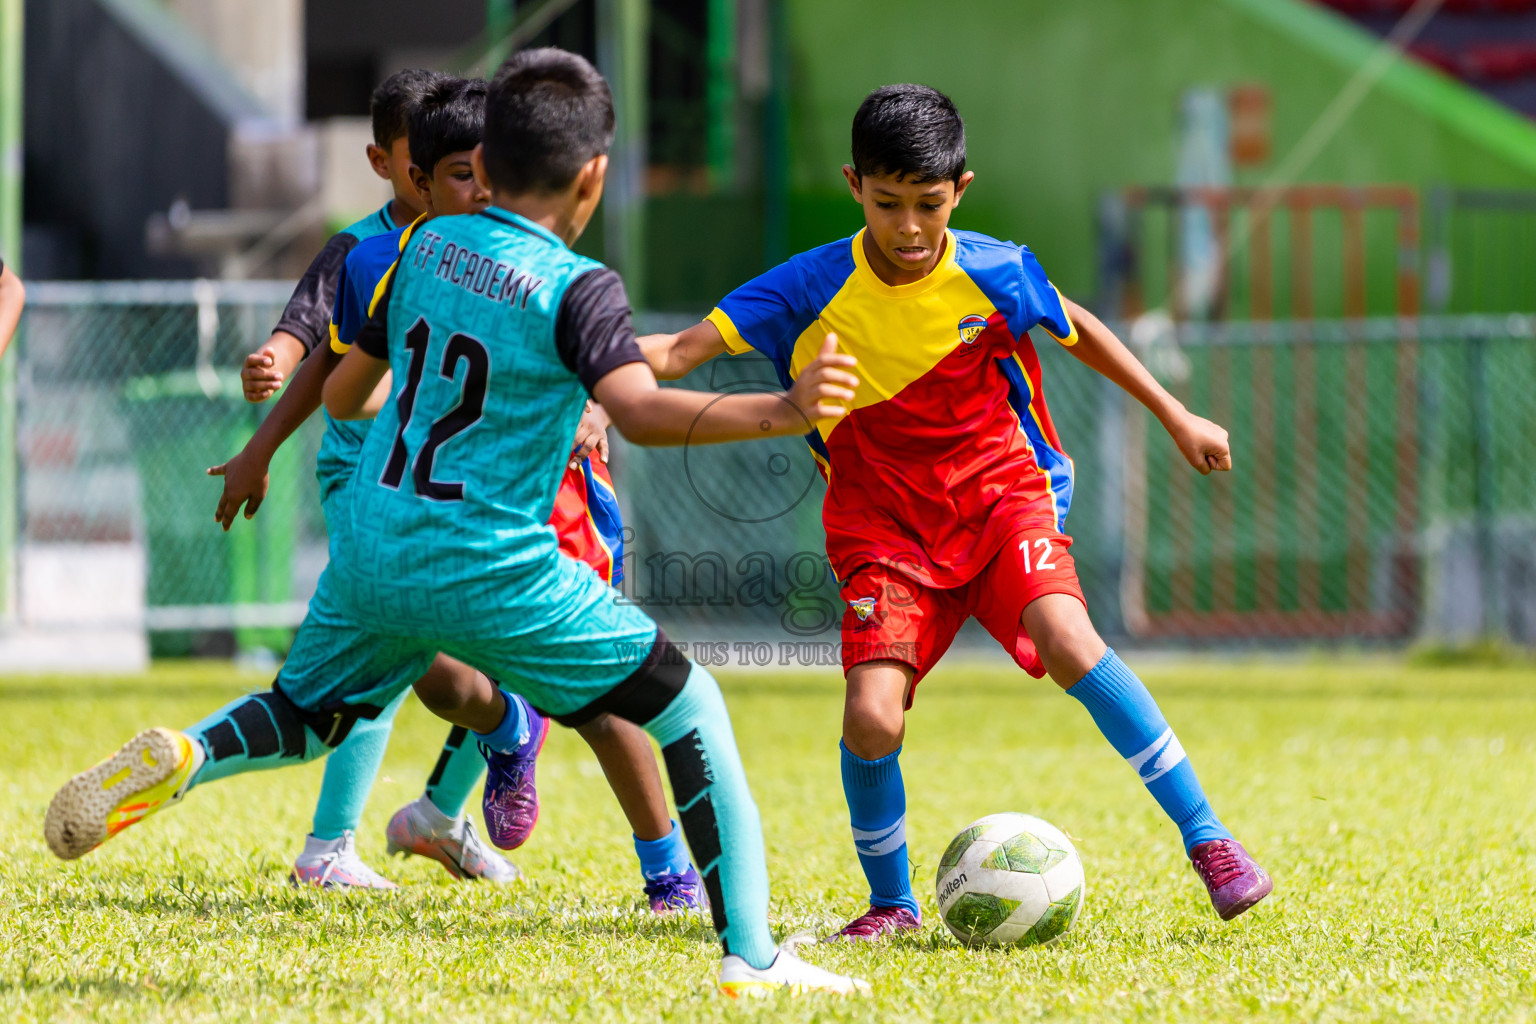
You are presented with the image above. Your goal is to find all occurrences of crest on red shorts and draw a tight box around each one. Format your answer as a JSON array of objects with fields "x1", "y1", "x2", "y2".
[{"x1": 849, "y1": 596, "x2": 877, "y2": 621}]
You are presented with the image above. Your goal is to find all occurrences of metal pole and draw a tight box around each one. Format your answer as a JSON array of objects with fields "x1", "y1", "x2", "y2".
[
  {"x1": 762, "y1": 0, "x2": 787, "y2": 267},
  {"x1": 597, "y1": 0, "x2": 648, "y2": 304},
  {"x1": 705, "y1": 0, "x2": 736, "y2": 191},
  {"x1": 487, "y1": 0, "x2": 516, "y2": 42},
  {"x1": 0, "y1": 0, "x2": 23, "y2": 624}
]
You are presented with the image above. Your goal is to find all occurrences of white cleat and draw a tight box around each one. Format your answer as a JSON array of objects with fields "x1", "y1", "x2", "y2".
[
  {"x1": 718, "y1": 950, "x2": 870, "y2": 999},
  {"x1": 385, "y1": 795, "x2": 521, "y2": 884},
  {"x1": 290, "y1": 831, "x2": 398, "y2": 890}
]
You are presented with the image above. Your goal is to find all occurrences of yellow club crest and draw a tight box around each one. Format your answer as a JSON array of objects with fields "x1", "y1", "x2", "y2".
[{"x1": 849, "y1": 597, "x2": 877, "y2": 621}]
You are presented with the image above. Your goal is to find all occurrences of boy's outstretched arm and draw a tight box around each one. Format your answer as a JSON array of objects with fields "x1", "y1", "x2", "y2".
[
  {"x1": 598, "y1": 333, "x2": 855, "y2": 445},
  {"x1": 0, "y1": 262, "x2": 25, "y2": 361},
  {"x1": 638, "y1": 320, "x2": 728, "y2": 381},
  {"x1": 209, "y1": 345, "x2": 341, "y2": 529},
  {"x1": 1061, "y1": 297, "x2": 1231, "y2": 475}
]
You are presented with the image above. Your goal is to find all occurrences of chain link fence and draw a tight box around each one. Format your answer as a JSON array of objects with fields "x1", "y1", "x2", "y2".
[{"x1": 6, "y1": 282, "x2": 1535, "y2": 662}]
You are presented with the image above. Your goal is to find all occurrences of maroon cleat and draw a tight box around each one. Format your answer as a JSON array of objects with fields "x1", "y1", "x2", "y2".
[
  {"x1": 823, "y1": 904, "x2": 922, "y2": 942},
  {"x1": 1190, "y1": 838, "x2": 1273, "y2": 920}
]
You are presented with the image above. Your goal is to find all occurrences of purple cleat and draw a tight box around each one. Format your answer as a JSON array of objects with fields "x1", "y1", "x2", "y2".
[
  {"x1": 479, "y1": 707, "x2": 550, "y2": 851},
  {"x1": 644, "y1": 866, "x2": 708, "y2": 915},
  {"x1": 823, "y1": 904, "x2": 922, "y2": 942},
  {"x1": 1191, "y1": 838, "x2": 1273, "y2": 920}
]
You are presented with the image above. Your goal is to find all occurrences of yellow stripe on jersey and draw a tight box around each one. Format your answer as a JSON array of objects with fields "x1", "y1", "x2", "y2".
[
  {"x1": 1041, "y1": 285, "x2": 1079, "y2": 346},
  {"x1": 332, "y1": 215, "x2": 426, "y2": 355},
  {"x1": 706, "y1": 307, "x2": 754, "y2": 355},
  {"x1": 786, "y1": 229, "x2": 998, "y2": 443}
]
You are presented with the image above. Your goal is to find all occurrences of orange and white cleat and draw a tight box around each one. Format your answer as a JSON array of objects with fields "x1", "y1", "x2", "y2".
[{"x1": 44, "y1": 727, "x2": 204, "y2": 860}]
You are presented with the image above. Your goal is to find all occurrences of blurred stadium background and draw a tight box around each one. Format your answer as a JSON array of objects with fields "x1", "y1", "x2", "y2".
[{"x1": 2, "y1": 0, "x2": 1535, "y2": 670}]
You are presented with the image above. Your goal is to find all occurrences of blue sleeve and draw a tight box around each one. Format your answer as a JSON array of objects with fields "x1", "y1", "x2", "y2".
[
  {"x1": 706, "y1": 259, "x2": 812, "y2": 365},
  {"x1": 330, "y1": 255, "x2": 371, "y2": 353},
  {"x1": 1018, "y1": 246, "x2": 1076, "y2": 345}
]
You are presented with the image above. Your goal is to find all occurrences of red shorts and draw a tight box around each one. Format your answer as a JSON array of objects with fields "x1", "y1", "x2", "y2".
[{"x1": 839, "y1": 524, "x2": 1085, "y2": 707}]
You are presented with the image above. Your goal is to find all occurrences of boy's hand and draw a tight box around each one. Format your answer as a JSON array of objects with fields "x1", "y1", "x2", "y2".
[
  {"x1": 571, "y1": 401, "x2": 611, "y2": 468},
  {"x1": 784, "y1": 334, "x2": 859, "y2": 427},
  {"x1": 1169, "y1": 411, "x2": 1232, "y2": 475},
  {"x1": 242, "y1": 347, "x2": 287, "y2": 402},
  {"x1": 207, "y1": 449, "x2": 272, "y2": 530}
]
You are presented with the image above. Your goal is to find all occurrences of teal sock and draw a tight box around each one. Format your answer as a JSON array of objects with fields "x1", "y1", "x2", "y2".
[
  {"x1": 185, "y1": 692, "x2": 329, "y2": 790},
  {"x1": 634, "y1": 820, "x2": 692, "y2": 880},
  {"x1": 643, "y1": 663, "x2": 777, "y2": 970},
  {"x1": 311, "y1": 691, "x2": 408, "y2": 840},
  {"x1": 424, "y1": 726, "x2": 484, "y2": 818}
]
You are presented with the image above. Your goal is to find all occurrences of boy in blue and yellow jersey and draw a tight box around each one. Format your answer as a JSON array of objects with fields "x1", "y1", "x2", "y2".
[
  {"x1": 642, "y1": 84, "x2": 1273, "y2": 939},
  {"x1": 328, "y1": 80, "x2": 706, "y2": 913},
  {"x1": 239, "y1": 69, "x2": 446, "y2": 403},
  {"x1": 42, "y1": 78, "x2": 520, "y2": 891},
  {"x1": 320, "y1": 48, "x2": 865, "y2": 997}
]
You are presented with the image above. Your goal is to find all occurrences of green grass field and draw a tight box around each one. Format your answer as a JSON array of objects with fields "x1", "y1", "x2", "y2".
[{"x1": 3, "y1": 656, "x2": 1535, "y2": 1022}]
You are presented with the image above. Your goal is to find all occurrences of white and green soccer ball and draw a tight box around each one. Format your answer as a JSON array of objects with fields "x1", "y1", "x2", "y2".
[{"x1": 934, "y1": 812, "x2": 1084, "y2": 947}]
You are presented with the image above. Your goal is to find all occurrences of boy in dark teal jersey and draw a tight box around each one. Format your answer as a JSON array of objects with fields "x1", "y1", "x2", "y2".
[
  {"x1": 43, "y1": 74, "x2": 519, "y2": 891},
  {"x1": 322, "y1": 48, "x2": 866, "y2": 997}
]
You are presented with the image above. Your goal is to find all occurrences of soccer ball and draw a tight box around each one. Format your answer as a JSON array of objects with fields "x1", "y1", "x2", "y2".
[{"x1": 934, "y1": 812, "x2": 1084, "y2": 947}]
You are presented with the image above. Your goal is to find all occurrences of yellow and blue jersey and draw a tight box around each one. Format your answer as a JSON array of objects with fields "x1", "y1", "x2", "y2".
[{"x1": 708, "y1": 228, "x2": 1077, "y2": 589}]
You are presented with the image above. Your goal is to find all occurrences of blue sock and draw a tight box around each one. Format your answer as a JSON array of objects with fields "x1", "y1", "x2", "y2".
[
  {"x1": 473, "y1": 689, "x2": 537, "y2": 755},
  {"x1": 841, "y1": 741, "x2": 920, "y2": 919},
  {"x1": 634, "y1": 819, "x2": 692, "y2": 880},
  {"x1": 1067, "y1": 648, "x2": 1232, "y2": 853}
]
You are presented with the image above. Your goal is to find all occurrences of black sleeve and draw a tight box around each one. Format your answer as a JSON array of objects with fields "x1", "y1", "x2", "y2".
[
  {"x1": 554, "y1": 268, "x2": 647, "y2": 395},
  {"x1": 274, "y1": 233, "x2": 360, "y2": 354},
  {"x1": 353, "y1": 264, "x2": 396, "y2": 360}
]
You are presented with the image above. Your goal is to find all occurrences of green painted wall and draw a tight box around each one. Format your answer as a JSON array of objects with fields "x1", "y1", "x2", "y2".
[{"x1": 782, "y1": 0, "x2": 1536, "y2": 301}]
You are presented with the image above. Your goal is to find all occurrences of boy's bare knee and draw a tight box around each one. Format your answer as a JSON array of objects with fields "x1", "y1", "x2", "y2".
[
  {"x1": 842, "y1": 662, "x2": 910, "y2": 760},
  {"x1": 575, "y1": 712, "x2": 618, "y2": 742},
  {"x1": 1023, "y1": 594, "x2": 1107, "y2": 687},
  {"x1": 413, "y1": 656, "x2": 481, "y2": 715}
]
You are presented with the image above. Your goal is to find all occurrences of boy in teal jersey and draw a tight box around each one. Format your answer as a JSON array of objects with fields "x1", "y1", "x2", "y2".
[
  {"x1": 42, "y1": 76, "x2": 519, "y2": 891},
  {"x1": 321, "y1": 49, "x2": 866, "y2": 997},
  {"x1": 323, "y1": 79, "x2": 705, "y2": 911}
]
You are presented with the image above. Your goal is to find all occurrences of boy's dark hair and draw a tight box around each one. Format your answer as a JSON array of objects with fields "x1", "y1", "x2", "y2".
[
  {"x1": 371, "y1": 68, "x2": 451, "y2": 147},
  {"x1": 409, "y1": 78, "x2": 487, "y2": 175},
  {"x1": 483, "y1": 48, "x2": 615, "y2": 194},
  {"x1": 851, "y1": 84, "x2": 967, "y2": 184}
]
